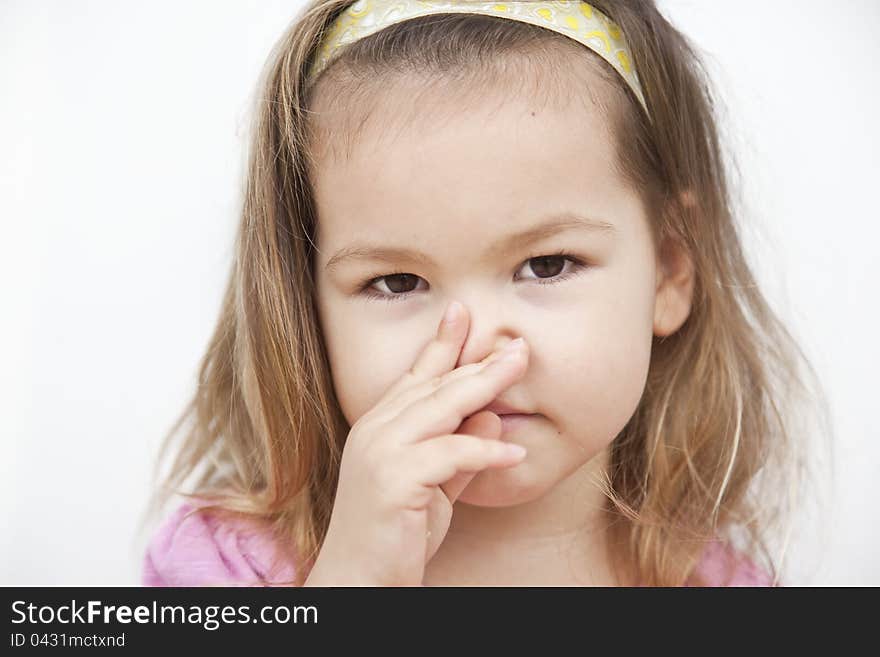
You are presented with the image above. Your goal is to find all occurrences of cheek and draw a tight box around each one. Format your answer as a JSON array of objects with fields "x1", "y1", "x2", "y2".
[
  {"x1": 542, "y1": 273, "x2": 655, "y2": 439},
  {"x1": 584, "y1": 329, "x2": 652, "y2": 432},
  {"x1": 551, "y1": 321, "x2": 651, "y2": 415},
  {"x1": 322, "y1": 312, "x2": 426, "y2": 427},
  {"x1": 316, "y1": 279, "x2": 407, "y2": 426}
]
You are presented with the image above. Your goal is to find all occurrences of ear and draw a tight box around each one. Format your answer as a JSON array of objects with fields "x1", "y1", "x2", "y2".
[{"x1": 653, "y1": 198, "x2": 696, "y2": 337}]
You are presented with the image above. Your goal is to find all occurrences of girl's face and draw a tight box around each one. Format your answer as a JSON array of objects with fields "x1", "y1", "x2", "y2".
[{"x1": 311, "y1": 78, "x2": 680, "y2": 507}]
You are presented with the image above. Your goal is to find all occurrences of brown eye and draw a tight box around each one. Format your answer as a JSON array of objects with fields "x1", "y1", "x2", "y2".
[
  {"x1": 373, "y1": 273, "x2": 422, "y2": 294},
  {"x1": 384, "y1": 274, "x2": 419, "y2": 293},
  {"x1": 514, "y1": 253, "x2": 587, "y2": 285},
  {"x1": 527, "y1": 255, "x2": 566, "y2": 278}
]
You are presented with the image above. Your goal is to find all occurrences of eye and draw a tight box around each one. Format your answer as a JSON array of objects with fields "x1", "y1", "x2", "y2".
[
  {"x1": 357, "y1": 250, "x2": 588, "y2": 303},
  {"x1": 514, "y1": 252, "x2": 587, "y2": 285},
  {"x1": 359, "y1": 272, "x2": 427, "y2": 303}
]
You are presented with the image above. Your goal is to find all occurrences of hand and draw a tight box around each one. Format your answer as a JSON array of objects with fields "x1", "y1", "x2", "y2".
[{"x1": 303, "y1": 302, "x2": 529, "y2": 586}]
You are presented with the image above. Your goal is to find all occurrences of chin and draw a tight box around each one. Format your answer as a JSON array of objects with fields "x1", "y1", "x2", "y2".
[{"x1": 454, "y1": 465, "x2": 551, "y2": 507}]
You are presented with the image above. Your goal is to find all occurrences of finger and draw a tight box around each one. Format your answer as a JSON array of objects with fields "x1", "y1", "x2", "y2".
[
  {"x1": 440, "y1": 411, "x2": 503, "y2": 503},
  {"x1": 407, "y1": 432, "x2": 527, "y2": 488},
  {"x1": 375, "y1": 300, "x2": 469, "y2": 409},
  {"x1": 392, "y1": 340, "x2": 529, "y2": 444},
  {"x1": 372, "y1": 350, "x2": 505, "y2": 424}
]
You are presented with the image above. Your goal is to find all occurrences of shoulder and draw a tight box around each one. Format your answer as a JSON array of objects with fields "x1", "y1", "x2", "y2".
[
  {"x1": 689, "y1": 540, "x2": 777, "y2": 587},
  {"x1": 141, "y1": 500, "x2": 298, "y2": 587}
]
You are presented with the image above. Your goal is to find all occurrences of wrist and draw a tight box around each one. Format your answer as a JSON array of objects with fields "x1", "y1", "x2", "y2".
[{"x1": 302, "y1": 552, "x2": 385, "y2": 587}]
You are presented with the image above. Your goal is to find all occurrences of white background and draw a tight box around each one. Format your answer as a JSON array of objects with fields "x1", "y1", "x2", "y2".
[{"x1": 2, "y1": 0, "x2": 877, "y2": 585}]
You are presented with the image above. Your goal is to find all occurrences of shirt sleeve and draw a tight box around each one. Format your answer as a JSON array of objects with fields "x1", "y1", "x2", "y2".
[
  {"x1": 691, "y1": 540, "x2": 777, "y2": 587},
  {"x1": 141, "y1": 501, "x2": 298, "y2": 587}
]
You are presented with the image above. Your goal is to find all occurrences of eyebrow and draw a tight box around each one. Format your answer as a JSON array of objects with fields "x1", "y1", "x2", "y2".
[{"x1": 323, "y1": 212, "x2": 615, "y2": 272}]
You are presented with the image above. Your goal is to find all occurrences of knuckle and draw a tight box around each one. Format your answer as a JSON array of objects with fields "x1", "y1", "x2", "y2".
[
  {"x1": 361, "y1": 440, "x2": 390, "y2": 471},
  {"x1": 454, "y1": 363, "x2": 481, "y2": 378},
  {"x1": 373, "y1": 459, "x2": 396, "y2": 489},
  {"x1": 411, "y1": 485, "x2": 434, "y2": 508},
  {"x1": 348, "y1": 415, "x2": 377, "y2": 444},
  {"x1": 371, "y1": 456, "x2": 407, "y2": 502},
  {"x1": 425, "y1": 385, "x2": 447, "y2": 409},
  {"x1": 407, "y1": 449, "x2": 431, "y2": 476}
]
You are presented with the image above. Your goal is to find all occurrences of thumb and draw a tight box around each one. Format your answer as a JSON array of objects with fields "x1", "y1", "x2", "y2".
[{"x1": 440, "y1": 410, "x2": 503, "y2": 503}]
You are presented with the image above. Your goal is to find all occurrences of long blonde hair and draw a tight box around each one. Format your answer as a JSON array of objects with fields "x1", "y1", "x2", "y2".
[{"x1": 141, "y1": 0, "x2": 833, "y2": 586}]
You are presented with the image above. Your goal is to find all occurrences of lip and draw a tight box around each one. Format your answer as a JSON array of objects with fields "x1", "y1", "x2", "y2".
[
  {"x1": 482, "y1": 400, "x2": 532, "y2": 415},
  {"x1": 497, "y1": 413, "x2": 538, "y2": 433}
]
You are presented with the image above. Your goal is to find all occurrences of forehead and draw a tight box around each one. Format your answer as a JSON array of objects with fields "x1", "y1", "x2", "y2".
[{"x1": 307, "y1": 68, "x2": 631, "y2": 261}]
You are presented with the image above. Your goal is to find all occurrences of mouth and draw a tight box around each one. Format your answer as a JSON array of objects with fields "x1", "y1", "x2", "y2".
[
  {"x1": 497, "y1": 413, "x2": 538, "y2": 432},
  {"x1": 480, "y1": 399, "x2": 534, "y2": 416}
]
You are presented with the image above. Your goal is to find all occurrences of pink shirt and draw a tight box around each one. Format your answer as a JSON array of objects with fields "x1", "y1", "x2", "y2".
[{"x1": 142, "y1": 501, "x2": 775, "y2": 587}]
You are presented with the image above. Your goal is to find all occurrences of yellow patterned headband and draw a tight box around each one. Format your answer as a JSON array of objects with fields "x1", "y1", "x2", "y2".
[{"x1": 307, "y1": 0, "x2": 650, "y2": 121}]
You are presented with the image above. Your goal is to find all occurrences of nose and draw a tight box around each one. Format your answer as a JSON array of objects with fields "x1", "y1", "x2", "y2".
[{"x1": 453, "y1": 298, "x2": 524, "y2": 368}]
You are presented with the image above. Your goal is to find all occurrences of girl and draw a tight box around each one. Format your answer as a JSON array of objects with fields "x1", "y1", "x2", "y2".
[{"x1": 140, "y1": 0, "x2": 829, "y2": 586}]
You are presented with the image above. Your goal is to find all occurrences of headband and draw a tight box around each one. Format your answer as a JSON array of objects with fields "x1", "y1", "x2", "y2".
[{"x1": 307, "y1": 0, "x2": 650, "y2": 121}]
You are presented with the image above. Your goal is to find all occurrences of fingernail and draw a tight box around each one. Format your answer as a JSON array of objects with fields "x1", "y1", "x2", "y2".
[
  {"x1": 504, "y1": 444, "x2": 527, "y2": 458},
  {"x1": 482, "y1": 338, "x2": 525, "y2": 367},
  {"x1": 497, "y1": 338, "x2": 525, "y2": 363},
  {"x1": 442, "y1": 301, "x2": 461, "y2": 326},
  {"x1": 503, "y1": 338, "x2": 525, "y2": 353}
]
